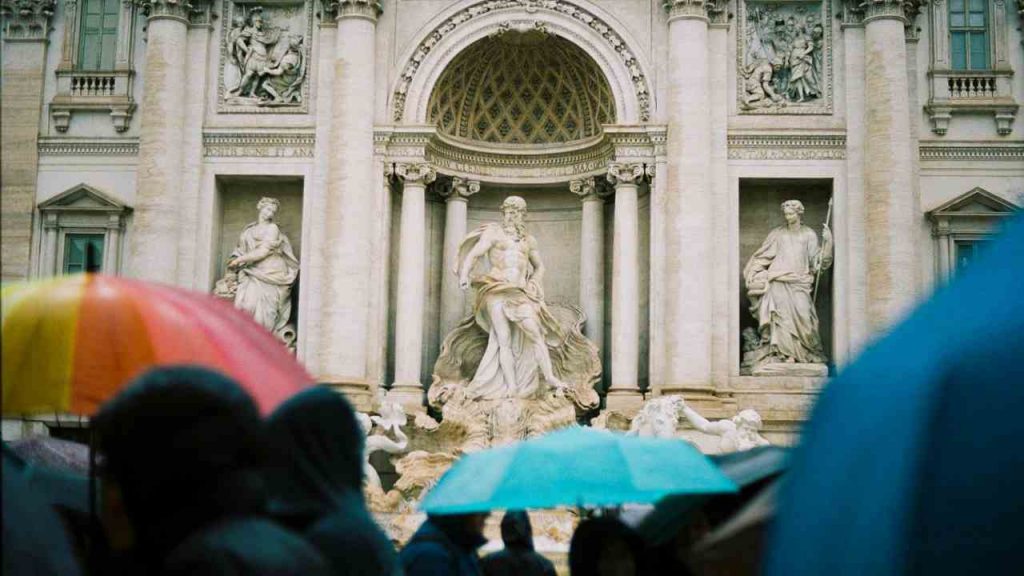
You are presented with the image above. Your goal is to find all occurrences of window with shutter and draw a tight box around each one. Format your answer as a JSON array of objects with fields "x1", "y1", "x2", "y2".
[
  {"x1": 77, "y1": 0, "x2": 119, "y2": 71},
  {"x1": 949, "y1": 0, "x2": 989, "y2": 70},
  {"x1": 63, "y1": 234, "x2": 106, "y2": 275}
]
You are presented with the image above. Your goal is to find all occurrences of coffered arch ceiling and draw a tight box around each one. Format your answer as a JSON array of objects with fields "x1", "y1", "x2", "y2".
[{"x1": 427, "y1": 34, "x2": 617, "y2": 146}]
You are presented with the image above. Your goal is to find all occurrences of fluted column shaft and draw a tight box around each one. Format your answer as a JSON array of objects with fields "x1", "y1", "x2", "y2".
[
  {"x1": 607, "y1": 163, "x2": 645, "y2": 411},
  {"x1": 439, "y1": 178, "x2": 479, "y2": 338},
  {"x1": 663, "y1": 3, "x2": 713, "y2": 394},
  {"x1": 570, "y1": 178, "x2": 606, "y2": 351},
  {"x1": 319, "y1": 2, "x2": 380, "y2": 393},
  {"x1": 863, "y1": 2, "x2": 918, "y2": 329},
  {"x1": 391, "y1": 164, "x2": 436, "y2": 409},
  {"x1": 127, "y1": 7, "x2": 190, "y2": 282}
]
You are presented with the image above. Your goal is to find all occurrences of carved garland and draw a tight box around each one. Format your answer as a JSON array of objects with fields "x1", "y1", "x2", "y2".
[
  {"x1": 727, "y1": 133, "x2": 846, "y2": 159},
  {"x1": 391, "y1": 0, "x2": 652, "y2": 123},
  {"x1": 202, "y1": 131, "x2": 315, "y2": 157}
]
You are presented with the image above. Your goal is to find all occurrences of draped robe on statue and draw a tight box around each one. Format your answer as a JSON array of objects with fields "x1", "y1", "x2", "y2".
[
  {"x1": 457, "y1": 224, "x2": 564, "y2": 400},
  {"x1": 232, "y1": 222, "x2": 300, "y2": 337},
  {"x1": 743, "y1": 224, "x2": 829, "y2": 364}
]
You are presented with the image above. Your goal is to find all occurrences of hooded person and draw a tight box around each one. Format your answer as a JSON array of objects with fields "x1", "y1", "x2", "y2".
[
  {"x1": 92, "y1": 366, "x2": 328, "y2": 576},
  {"x1": 401, "y1": 512, "x2": 489, "y2": 576},
  {"x1": 569, "y1": 517, "x2": 647, "y2": 576},
  {"x1": 480, "y1": 511, "x2": 556, "y2": 576},
  {"x1": 266, "y1": 386, "x2": 400, "y2": 576}
]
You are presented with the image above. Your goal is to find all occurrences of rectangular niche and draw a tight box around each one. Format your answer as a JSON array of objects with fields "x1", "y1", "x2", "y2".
[
  {"x1": 739, "y1": 179, "x2": 834, "y2": 375},
  {"x1": 213, "y1": 175, "x2": 304, "y2": 346},
  {"x1": 737, "y1": 0, "x2": 833, "y2": 115}
]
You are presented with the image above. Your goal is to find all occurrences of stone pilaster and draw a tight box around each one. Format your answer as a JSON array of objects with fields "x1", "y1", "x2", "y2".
[
  {"x1": 661, "y1": 0, "x2": 715, "y2": 396},
  {"x1": 439, "y1": 177, "x2": 479, "y2": 339},
  {"x1": 570, "y1": 177, "x2": 607, "y2": 354},
  {"x1": 606, "y1": 163, "x2": 645, "y2": 413},
  {"x1": 390, "y1": 163, "x2": 436, "y2": 413},
  {"x1": 1, "y1": 0, "x2": 55, "y2": 282},
  {"x1": 125, "y1": 0, "x2": 194, "y2": 283},
  {"x1": 318, "y1": 0, "x2": 382, "y2": 403},
  {"x1": 860, "y1": 0, "x2": 922, "y2": 330}
]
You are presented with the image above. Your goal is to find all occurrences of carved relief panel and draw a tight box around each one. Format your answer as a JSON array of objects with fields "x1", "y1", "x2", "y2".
[
  {"x1": 737, "y1": 0, "x2": 833, "y2": 115},
  {"x1": 218, "y1": 0, "x2": 313, "y2": 114}
]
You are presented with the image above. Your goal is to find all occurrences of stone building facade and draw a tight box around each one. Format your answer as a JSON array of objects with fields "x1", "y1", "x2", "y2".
[{"x1": 2, "y1": 0, "x2": 1022, "y2": 441}]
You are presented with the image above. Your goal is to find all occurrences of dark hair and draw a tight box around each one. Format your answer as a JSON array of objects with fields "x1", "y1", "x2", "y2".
[{"x1": 569, "y1": 517, "x2": 645, "y2": 576}]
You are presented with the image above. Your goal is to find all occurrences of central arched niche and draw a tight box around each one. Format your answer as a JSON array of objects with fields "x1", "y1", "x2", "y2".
[{"x1": 427, "y1": 32, "x2": 616, "y2": 146}]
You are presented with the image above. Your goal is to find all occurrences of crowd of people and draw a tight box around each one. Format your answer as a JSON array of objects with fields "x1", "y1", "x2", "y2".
[{"x1": 4, "y1": 365, "x2": 696, "y2": 576}]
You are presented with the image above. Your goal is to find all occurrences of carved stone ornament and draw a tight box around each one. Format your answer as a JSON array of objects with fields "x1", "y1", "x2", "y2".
[
  {"x1": 219, "y1": 2, "x2": 313, "y2": 114},
  {"x1": 662, "y1": 0, "x2": 729, "y2": 23},
  {"x1": 319, "y1": 0, "x2": 382, "y2": 22},
  {"x1": 134, "y1": 0, "x2": 195, "y2": 21},
  {"x1": 606, "y1": 162, "x2": 646, "y2": 185},
  {"x1": 737, "y1": 0, "x2": 833, "y2": 115},
  {"x1": 1, "y1": 0, "x2": 56, "y2": 40},
  {"x1": 391, "y1": 0, "x2": 653, "y2": 123},
  {"x1": 439, "y1": 177, "x2": 481, "y2": 201},
  {"x1": 393, "y1": 162, "x2": 437, "y2": 185}
]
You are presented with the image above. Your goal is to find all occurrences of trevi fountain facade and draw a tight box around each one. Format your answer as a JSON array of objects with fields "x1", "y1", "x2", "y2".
[{"x1": 3, "y1": 0, "x2": 1023, "y2": 543}]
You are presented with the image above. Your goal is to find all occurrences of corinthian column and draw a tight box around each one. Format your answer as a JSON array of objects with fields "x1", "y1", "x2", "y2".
[
  {"x1": 1, "y1": 0, "x2": 55, "y2": 282},
  {"x1": 439, "y1": 177, "x2": 479, "y2": 339},
  {"x1": 662, "y1": 1, "x2": 716, "y2": 395},
  {"x1": 606, "y1": 163, "x2": 645, "y2": 412},
  {"x1": 126, "y1": 0, "x2": 193, "y2": 283},
  {"x1": 318, "y1": 0, "x2": 382, "y2": 402},
  {"x1": 570, "y1": 177, "x2": 606, "y2": 351},
  {"x1": 860, "y1": 0, "x2": 921, "y2": 329},
  {"x1": 390, "y1": 163, "x2": 436, "y2": 412}
]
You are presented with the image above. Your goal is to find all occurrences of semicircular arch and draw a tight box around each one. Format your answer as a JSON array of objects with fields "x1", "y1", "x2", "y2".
[{"x1": 390, "y1": 0, "x2": 654, "y2": 126}]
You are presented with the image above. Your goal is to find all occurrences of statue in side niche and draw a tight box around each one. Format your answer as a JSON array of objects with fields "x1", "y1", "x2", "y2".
[
  {"x1": 216, "y1": 197, "x2": 299, "y2": 349},
  {"x1": 743, "y1": 199, "x2": 832, "y2": 375}
]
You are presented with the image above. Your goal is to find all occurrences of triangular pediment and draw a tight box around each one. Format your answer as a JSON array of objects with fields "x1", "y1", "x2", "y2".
[
  {"x1": 38, "y1": 184, "x2": 130, "y2": 213},
  {"x1": 929, "y1": 188, "x2": 1019, "y2": 218}
]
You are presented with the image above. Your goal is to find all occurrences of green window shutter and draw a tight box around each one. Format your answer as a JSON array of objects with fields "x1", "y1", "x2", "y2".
[
  {"x1": 77, "y1": 0, "x2": 119, "y2": 71},
  {"x1": 63, "y1": 234, "x2": 105, "y2": 275},
  {"x1": 950, "y1": 32, "x2": 967, "y2": 70},
  {"x1": 969, "y1": 32, "x2": 989, "y2": 70}
]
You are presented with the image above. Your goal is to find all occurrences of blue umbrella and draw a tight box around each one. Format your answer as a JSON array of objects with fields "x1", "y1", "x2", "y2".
[
  {"x1": 420, "y1": 426, "x2": 737, "y2": 514},
  {"x1": 765, "y1": 215, "x2": 1024, "y2": 576}
]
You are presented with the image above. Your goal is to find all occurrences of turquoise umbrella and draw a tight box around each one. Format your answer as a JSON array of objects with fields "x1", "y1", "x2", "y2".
[{"x1": 421, "y1": 426, "x2": 737, "y2": 514}]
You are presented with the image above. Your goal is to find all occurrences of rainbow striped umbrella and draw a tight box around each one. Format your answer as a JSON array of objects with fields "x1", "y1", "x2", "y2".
[{"x1": 2, "y1": 274, "x2": 313, "y2": 416}]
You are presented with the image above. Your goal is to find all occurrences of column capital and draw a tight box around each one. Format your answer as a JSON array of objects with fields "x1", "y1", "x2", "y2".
[
  {"x1": 663, "y1": 0, "x2": 727, "y2": 24},
  {"x1": 606, "y1": 163, "x2": 647, "y2": 186},
  {"x1": 134, "y1": 0, "x2": 192, "y2": 22},
  {"x1": 321, "y1": 0, "x2": 382, "y2": 22},
  {"x1": 440, "y1": 177, "x2": 480, "y2": 202},
  {"x1": 570, "y1": 177, "x2": 613, "y2": 201},
  {"x1": 856, "y1": 0, "x2": 925, "y2": 26},
  {"x1": 1, "y1": 0, "x2": 55, "y2": 41},
  {"x1": 393, "y1": 162, "x2": 436, "y2": 186}
]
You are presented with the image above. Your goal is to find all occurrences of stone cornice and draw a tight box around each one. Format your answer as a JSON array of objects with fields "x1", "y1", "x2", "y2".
[
  {"x1": 727, "y1": 133, "x2": 847, "y2": 160},
  {"x1": 320, "y1": 0, "x2": 381, "y2": 22},
  {"x1": 663, "y1": 0, "x2": 728, "y2": 24},
  {"x1": 918, "y1": 140, "x2": 1024, "y2": 162},
  {"x1": 38, "y1": 137, "x2": 139, "y2": 156},
  {"x1": 1, "y1": 0, "x2": 56, "y2": 41}
]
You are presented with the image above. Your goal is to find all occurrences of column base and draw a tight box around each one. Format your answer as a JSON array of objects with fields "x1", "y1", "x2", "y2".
[
  {"x1": 387, "y1": 384, "x2": 425, "y2": 414},
  {"x1": 321, "y1": 379, "x2": 374, "y2": 412},
  {"x1": 604, "y1": 390, "x2": 645, "y2": 416}
]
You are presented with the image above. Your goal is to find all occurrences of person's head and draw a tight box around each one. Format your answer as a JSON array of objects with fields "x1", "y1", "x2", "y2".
[
  {"x1": 257, "y1": 197, "x2": 279, "y2": 222},
  {"x1": 570, "y1": 517, "x2": 644, "y2": 576},
  {"x1": 500, "y1": 510, "x2": 535, "y2": 551},
  {"x1": 781, "y1": 199, "x2": 804, "y2": 225},
  {"x1": 93, "y1": 366, "x2": 269, "y2": 562},
  {"x1": 232, "y1": 15, "x2": 245, "y2": 27},
  {"x1": 266, "y1": 386, "x2": 365, "y2": 525},
  {"x1": 428, "y1": 512, "x2": 490, "y2": 547},
  {"x1": 501, "y1": 196, "x2": 528, "y2": 227},
  {"x1": 250, "y1": 9, "x2": 264, "y2": 28},
  {"x1": 732, "y1": 409, "x2": 763, "y2": 432}
]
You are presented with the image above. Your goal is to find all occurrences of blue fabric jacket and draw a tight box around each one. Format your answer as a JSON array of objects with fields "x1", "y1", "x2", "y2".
[{"x1": 400, "y1": 518, "x2": 485, "y2": 576}]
